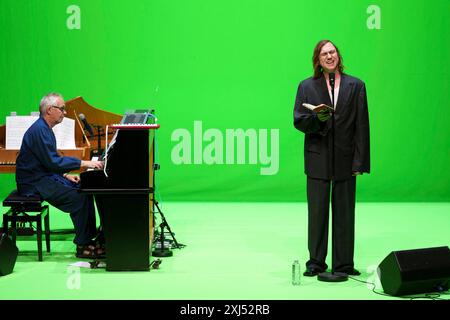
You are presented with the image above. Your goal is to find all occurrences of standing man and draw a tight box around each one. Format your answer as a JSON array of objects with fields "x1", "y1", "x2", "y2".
[
  {"x1": 293, "y1": 40, "x2": 370, "y2": 276},
  {"x1": 16, "y1": 92, "x2": 105, "y2": 259}
]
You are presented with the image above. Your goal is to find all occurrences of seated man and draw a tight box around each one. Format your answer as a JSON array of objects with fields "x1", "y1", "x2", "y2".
[{"x1": 15, "y1": 92, "x2": 105, "y2": 259}]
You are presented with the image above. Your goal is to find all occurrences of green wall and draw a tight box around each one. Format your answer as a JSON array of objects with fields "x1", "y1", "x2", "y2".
[{"x1": 0, "y1": 0, "x2": 449, "y2": 201}]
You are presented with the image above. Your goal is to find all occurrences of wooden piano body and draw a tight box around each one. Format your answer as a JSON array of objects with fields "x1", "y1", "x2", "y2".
[{"x1": 0, "y1": 96, "x2": 122, "y2": 172}]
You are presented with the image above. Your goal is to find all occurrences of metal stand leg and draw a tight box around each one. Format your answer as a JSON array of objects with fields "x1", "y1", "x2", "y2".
[
  {"x1": 44, "y1": 207, "x2": 50, "y2": 253},
  {"x1": 11, "y1": 215, "x2": 17, "y2": 244},
  {"x1": 37, "y1": 217, "x2": 43, "y2": 261}
]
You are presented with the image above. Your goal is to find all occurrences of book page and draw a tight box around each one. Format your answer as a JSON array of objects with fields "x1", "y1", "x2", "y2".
[
  {"x1": 302, "y1": 103, "x2": 333, "y2": 113},
  {"x1": 302, "y1": 103, "x2": 317, "y2": 111}
]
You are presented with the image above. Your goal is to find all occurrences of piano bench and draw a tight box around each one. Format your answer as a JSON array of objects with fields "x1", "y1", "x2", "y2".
[{"x1": 2, "y1": 190, "x2": 50, "y2": 261}]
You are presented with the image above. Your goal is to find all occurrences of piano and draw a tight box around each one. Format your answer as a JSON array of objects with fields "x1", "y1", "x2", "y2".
[
  {"x1": 0, "y1": 97, "x2": 158, "y2": 271},
  {"x1": 80, "y1": 110, "x2": 159, "y2": 271}
]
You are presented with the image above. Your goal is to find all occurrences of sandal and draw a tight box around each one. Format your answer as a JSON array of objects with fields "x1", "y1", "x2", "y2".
[
  {"x1": 76, "y1": 244, "x2": 106, "y2": 259},
  {"x1": 88, "y1": 239, "x2": 106, "y2": 251},
  {"x1": 92, "y1": 231, "x2": 106, "y2": 250}
]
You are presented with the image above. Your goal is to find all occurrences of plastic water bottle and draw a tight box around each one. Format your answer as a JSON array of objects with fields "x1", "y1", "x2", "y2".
[{"x1": 292, "y1": 260, "x2": 301, "y2": 285}]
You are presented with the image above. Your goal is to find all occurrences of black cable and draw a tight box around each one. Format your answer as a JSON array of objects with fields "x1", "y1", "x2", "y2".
[
  {"x1": 348, "y1": 276, "x2": 449, "y2": 300},
  {"x1": 348, "y1": 276, "x2": 394, "y2": 298}
]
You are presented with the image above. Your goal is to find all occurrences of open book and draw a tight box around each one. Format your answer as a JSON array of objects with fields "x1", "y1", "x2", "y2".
[{"x1": 302, "y1": 103, "x2": 334, "y2": 113}]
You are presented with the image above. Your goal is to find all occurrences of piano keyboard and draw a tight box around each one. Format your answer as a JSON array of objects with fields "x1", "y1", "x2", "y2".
[{"x1": 110, "y1": 123, "x2": 160, "y2": 130}]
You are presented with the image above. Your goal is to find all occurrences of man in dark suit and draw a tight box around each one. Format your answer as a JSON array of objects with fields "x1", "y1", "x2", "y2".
[{"x1": 293, "y1": 40, "x2": 370, "y2": 276}]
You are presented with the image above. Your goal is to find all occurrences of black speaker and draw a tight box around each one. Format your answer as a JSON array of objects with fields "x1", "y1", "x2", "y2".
[
  {"x1": 378, "y1": 246, "x2": 450, "y2": 296},
  {"x1": 0, "y1": 233, "x2": 18, "y2": 276}
]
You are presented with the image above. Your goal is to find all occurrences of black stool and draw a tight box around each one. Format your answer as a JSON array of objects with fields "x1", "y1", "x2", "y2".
[{"x1": 2, "y1": 190, "x2": 50, "y2": 261}]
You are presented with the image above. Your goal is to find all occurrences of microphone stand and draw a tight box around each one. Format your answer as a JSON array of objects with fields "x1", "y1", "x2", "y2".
[
  {"x1": 151, "y1": 199, "x2": 181, "y2": 257},
  {"x1": 331, "y1": 74, "x2": 336, "y2": 186},
  {"x1": 150, "y1": 125, "x2": 185, "y2": 258},
  {"x1": 318, "y1": 73, "x2": 348, "y2": 283},
  {"x1": 90, "y1": 125, "x2": 104, "y2": 158}
]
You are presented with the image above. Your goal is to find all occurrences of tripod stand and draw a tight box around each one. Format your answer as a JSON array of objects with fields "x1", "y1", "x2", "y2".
[{"x1": 151, "y1": 200, "x2": 183, "y2": 257}]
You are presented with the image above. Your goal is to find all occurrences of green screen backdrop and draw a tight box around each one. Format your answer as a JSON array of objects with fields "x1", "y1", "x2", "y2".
[{"x1": 0, "y1": 0, "x2": 449, "y2": 201}]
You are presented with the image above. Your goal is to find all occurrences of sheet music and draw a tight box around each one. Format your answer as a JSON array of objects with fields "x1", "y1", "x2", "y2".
[
  {"x1": 53, "y1": 118, "x2": 76, "y2": 149},
  {"x1": 6, "y1": 115, "x2": 76, "y2": 150},
  {"x1": 6, "y1": 116, "x2": 38, "y2": 149}
]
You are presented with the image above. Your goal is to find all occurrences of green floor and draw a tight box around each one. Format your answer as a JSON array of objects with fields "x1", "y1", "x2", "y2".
[{"x1": 1, "y1": 202, "x2": 449, "y2": 300}]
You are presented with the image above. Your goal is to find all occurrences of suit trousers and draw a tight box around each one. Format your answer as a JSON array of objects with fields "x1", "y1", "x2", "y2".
[
  {"x1": 306, "y1": 176, "x2": 356, "y2": 272},
  {"x1": 34, "y1": 175, "x2": 97, "y2": 246}
]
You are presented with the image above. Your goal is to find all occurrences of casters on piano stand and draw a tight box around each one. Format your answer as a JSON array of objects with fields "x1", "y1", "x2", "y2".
[{"x1": 151, "y1": 200, "x2": 184, "y2": 258}]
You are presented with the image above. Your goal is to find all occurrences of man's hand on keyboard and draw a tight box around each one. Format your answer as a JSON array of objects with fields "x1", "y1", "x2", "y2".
[{"x1": 81, "y1": 160, "x2": 104, "y2": 170}]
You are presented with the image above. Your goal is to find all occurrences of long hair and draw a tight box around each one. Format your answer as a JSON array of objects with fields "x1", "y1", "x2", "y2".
[{"x1": 312, "y1": 40, "x2": 344, "y2": 79}]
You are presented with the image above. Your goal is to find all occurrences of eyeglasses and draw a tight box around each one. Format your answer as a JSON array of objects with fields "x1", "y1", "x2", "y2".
[
  {"x1": 51, "y1": 105, "x2": 66, "y2": 112},
  {"x1": 320, "y1": 50, "x2": 336, "y2": 58}
]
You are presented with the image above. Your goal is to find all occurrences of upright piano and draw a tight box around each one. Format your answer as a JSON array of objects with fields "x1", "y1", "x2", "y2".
[{"x1": 80, "y1": 113, "x2": 159, "y2": 271}]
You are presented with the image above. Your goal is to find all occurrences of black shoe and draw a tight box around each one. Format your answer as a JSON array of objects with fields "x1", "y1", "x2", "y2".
[
  {"x1": 335, "y1": 268, "x2": 361, "y2": 276},
  {"x1": 303, "y1": 267, "x2": 324, "y2": 277}
]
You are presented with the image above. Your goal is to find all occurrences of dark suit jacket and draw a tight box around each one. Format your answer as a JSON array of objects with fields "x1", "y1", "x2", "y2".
[{"x1": 293, "y1": 74, "x2": 370, "y2": 181}]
